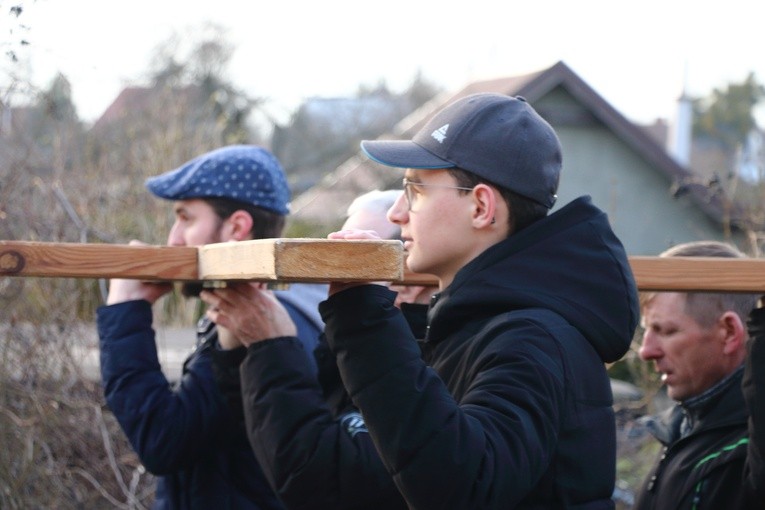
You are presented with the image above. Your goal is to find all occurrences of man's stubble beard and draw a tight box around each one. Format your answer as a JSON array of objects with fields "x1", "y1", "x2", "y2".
[{"x1": 180, "y1": 228, "x2": 225, "y2": 298}]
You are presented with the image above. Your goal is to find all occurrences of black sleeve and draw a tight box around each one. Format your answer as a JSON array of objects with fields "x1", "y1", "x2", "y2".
[
  {"x1": 321, "y1": 285, "x2": 568, "y2": 509},
  {"x1": 241, "y1": 336, "x2": 406, "y2": 510},
  {"x1": 314, "y1": 333, "x2": 356, "y2": 417},
  {"x1": 744, "y1": 307, "x2": 765, "y2": 502}
]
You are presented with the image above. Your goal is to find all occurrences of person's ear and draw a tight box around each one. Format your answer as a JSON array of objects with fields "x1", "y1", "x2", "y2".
[
  {"x1": 718, "y1": 311, "x2": 746, "y2": 355},
  {"x1": 471, "y1": 184, "x2": 496, "y2": 228},
  {"x1": 224, "y1": 210, "x2": 254, "y2": 241}
]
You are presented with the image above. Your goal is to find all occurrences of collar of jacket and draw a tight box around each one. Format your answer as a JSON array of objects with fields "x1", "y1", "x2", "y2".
[
  {"x1": 196, "y1": 316, "x2": 218, "y2": 349},
  {"x1": 644, "y1": 366, "x2": 747, "y2": 445},
  {"x1": 400, "y1": 302, "x2": 429, "y2": 340}
]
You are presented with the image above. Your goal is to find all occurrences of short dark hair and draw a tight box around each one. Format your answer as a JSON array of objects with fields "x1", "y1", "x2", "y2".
[
  {"x1": 203, "y1": 197, "x2": 286, "y2": 239},
  {"x1": 447, "y1": 168, "x2": 549, "y2": 235}
]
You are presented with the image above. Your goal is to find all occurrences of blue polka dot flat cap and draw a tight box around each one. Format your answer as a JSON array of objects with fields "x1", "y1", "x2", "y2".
[{"x1": 145, "y1": 145, "x2": 291, "y2": 215}]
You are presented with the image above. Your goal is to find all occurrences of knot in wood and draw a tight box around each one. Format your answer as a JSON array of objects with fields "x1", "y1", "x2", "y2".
[{"x1": 0, "y1": 250, "x2": 25, "y2": 274}]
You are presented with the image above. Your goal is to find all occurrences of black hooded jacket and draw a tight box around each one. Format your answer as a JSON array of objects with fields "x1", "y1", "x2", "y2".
[
  {"x1": 216, "y1": 299, "x2": 428, "y2": 509},
  {"x1": 320, "y1": 196, "x2": 640, "y2": 509}
]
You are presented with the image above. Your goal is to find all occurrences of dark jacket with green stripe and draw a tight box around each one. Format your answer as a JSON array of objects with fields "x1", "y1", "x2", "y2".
[{"x1": 634, "y1": 307, "x2": 765, "y2": 510}]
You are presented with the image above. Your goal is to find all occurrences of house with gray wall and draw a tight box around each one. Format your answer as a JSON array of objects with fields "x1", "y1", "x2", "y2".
[{"x1": 291, "y1": 61, "x2": 745, "y2": 255}]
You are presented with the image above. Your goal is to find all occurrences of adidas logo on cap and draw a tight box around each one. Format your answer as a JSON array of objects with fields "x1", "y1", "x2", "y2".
[{"x1": 431, "y1": 124, "x2": 449, "y2": 143}]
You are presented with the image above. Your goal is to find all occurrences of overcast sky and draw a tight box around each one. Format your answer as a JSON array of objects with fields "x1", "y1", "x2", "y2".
[{"x1": 5, "y1": 0, "x2": 765, "y2": 126}]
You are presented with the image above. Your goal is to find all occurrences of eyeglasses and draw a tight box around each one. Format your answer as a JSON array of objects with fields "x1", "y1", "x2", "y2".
[{"x1": 401, "y1": 178, "x2": 474, "y2": 211}]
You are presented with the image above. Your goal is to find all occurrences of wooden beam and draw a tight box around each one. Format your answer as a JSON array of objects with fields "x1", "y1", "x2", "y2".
[
  {"x1": 404, "y1": 257, "x2": 765, "y2": 292},
  {"x1": 629, "y1": 256, "x2": 765, "y2": 293},
  {"x1": 198, "y1": 238, "x2": 403, "y2": 282},
  {"x1": 1, "y1": 239, "x2": 404, "y2": 283},
  {"x1": 0, "y1": 240, "x2": 198, "y2": 280},
  {"x1": 3, "y1": 240, "x2": 765, "y2": 292}
]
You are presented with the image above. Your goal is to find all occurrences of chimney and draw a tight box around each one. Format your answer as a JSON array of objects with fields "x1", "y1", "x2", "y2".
[
  {"x1": 668, "y1": 91, "x2": 693, "y2": 166},
  {"x1": 668, "y1": 67, "x2": 693, "y2": 167}
]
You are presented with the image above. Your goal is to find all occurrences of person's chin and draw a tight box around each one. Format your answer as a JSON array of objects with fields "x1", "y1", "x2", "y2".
[
  {"x1": 404, "y1": 252, "x2": 422, "y2": 273},
  {"x1": 666, "y1": 385, "x2": 685, "y2": 402},
  {"x1": 408, "y1": 260, "x2": 433, "y2": 279}
]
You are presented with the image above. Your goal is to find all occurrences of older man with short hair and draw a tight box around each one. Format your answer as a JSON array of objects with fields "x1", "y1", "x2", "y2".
[{"x1": 634, "y1": 240, "x2": 765, "y2": 509}]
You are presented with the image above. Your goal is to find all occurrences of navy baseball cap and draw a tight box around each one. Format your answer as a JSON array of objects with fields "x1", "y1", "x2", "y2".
[
  {"x1": 360, "y1": 93, "x2": 562, "y2": 208},
  {"x1": 145, "y1": 145, "x2": 291, "y2": 215}
]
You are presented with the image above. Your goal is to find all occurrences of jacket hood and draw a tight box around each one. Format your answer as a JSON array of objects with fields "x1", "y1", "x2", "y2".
[{"x1": 427, "y1": 196, "x2": 639, "y2": 363}]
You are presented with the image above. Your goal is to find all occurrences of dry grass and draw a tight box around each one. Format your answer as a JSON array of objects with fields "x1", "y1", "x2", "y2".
[{"x1": 0, "y1": 321, "x2": 156, "y2": 509}]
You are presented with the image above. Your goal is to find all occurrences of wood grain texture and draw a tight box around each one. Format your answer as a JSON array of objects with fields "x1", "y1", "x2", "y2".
[
  {"x1": 629, "y1": 256, "x2": 765, "y2": 292},
  {"x1": 400, "y1": 257, "x2": 765, "y2": 292},
  {"x1": 198, "y1": 238, "x2": 403, "y2": 282},
  {"x1": 0, "y1": 241, "x2": 198, "y2": 280}
]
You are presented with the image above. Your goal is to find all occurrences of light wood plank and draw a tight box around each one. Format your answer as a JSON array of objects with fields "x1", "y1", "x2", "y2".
[
  {"x1": 198, "y1": 238, "x2": 403, "y2": 282},
  {"x1": 0, "y1": 241, "x2": 198, "y2": 280}
]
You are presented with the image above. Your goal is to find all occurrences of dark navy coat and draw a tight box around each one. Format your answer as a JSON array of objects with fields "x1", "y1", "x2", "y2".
[{"x1": 97, "y1": 285, "x2": 324, "y2": 510}]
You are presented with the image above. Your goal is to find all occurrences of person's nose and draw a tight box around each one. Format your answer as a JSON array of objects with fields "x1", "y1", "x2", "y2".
[
  {"x1": 639, "y1": 329, "x2": 662, "y2": 361},
  {"x1": 387, "y1": 193, "x2": 408, "y2": 225},
  {"x1": 167, "y1": 221, "x2": 185, "y2": 247}
]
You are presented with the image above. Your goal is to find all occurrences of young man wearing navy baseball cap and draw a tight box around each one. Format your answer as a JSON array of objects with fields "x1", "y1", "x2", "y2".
[
  {"x1": 96, "y1": 145, "x2": 325, "y2": 509},
  {"x1": 201, "y1": 95, "x2": 640, "y2": 508},
  {"x1": 316, "y1": 93, "x2": 640, "y2": 508}
]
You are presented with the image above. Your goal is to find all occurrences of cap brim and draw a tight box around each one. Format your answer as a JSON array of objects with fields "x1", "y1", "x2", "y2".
[{"x1": 361, "y1": 140, "x2": 455, "y2": 169}]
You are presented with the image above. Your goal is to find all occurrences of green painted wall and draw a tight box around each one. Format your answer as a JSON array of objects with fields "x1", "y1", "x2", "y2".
[{"x1": 535, "y1": 90, "x2": 738, "y2": 256}]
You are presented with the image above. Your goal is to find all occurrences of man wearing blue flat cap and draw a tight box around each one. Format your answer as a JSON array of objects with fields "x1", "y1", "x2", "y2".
[{"x1": 96, "y1": 145, "x2": 325, "y2": 510}]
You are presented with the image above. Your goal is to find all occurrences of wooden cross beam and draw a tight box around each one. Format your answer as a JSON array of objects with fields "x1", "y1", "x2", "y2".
[
  {"x1": 2, "y1": 240, "x2": 765, "y2": 292},
  {"x1": 0, "y1": 239, "x2": 403, "y2": 283}
]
